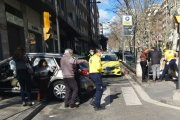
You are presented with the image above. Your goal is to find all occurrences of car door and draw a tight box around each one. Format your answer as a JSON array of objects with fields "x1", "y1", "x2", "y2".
[
  {"x1": 31, "y1": 57, "x2": 58, "y2": 89},
  {"x1": 0, "y1": 58, "x2": 17, "y2": 91}
]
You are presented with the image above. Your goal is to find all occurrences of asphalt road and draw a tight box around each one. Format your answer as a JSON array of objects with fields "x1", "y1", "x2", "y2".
[{"x1": 32, "y1": 75, "x2": 180, "y2": 120}]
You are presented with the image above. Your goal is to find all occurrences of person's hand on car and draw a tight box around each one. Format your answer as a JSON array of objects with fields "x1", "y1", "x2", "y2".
[
  {"x1": 51, "y1": 67, "x2": 55, "y2": 70},
  {"x1": 78, "y1": 69, "x2": 81, "y2": 73},
  {"x1": 83, "y1": 60, "x2": 88, "y2": 64}
]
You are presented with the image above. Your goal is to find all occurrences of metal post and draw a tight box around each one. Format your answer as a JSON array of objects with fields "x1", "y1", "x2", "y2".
[
  {"x1": 55, "y1": 0, "x2": 61, "y2": 53},
  {"x1": 178, "y1": 34, "x2": 180, "y2": 89},
  {"x1": 122, "y1": 36, "x2": 125, "y2": 62}
]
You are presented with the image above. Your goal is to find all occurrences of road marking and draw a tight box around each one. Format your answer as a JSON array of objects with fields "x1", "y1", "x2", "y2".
[
  {"x1": 101, "y1": 87, "x2": 111, "y2": 106},
  {"x1": 125, "y1": 74, "x2": 180, "y2": 110},
  {"x1": 121, "y1": 87, "x2": 142, "y2": 105},
  {"x1": 109, "y1": 83, "x2": 130, "y2": 86}
]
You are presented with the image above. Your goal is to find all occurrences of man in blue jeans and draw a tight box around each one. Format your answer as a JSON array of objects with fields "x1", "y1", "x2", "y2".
[
  {"x1": 160, "y1": 47, "x2": 179, "y2": 81},
  {"x1": 89, "y1": 48, "x2": 105, "y2": 111}
]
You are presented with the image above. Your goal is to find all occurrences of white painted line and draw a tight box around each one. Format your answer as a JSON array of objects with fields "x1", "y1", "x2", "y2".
[
  {"x1": 125, "y1": 75, "x2": 180, "y2": 110},
  {"x1": 121, "y1": 87, "x2": 142, "y2": 105},
  {"x1": 101, "y1": 87, "x2": 111, "y2": 106},
  {"x1": 109, "y1": 83, "x2": 130, "y2": 86}
]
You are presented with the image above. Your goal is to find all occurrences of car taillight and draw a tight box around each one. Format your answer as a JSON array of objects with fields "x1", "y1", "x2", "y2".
[{"x1": 81, "y1": 70, "x2": 89, "y2": 77}]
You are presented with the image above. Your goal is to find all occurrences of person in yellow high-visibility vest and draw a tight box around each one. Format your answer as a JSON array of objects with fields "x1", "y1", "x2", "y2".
[
  {"x1": 89, "y1": 48, "x2": 105, "y2": 111},
  {"x1": 160, "y1": 47, "x2": 179, "y2": 81}
]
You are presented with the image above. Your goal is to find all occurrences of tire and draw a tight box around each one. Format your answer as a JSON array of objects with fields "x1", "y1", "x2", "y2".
[{"x1": 51, "y1": 80, "x2": 66, "y2": 100}]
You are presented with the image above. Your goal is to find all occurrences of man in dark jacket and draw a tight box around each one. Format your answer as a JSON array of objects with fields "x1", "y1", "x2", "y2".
[{"x1": 148, "y1": 47, "x2": 162, "y2": 82}]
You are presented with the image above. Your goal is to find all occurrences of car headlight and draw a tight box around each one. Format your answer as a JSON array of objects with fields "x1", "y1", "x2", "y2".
[{"x1": 116, "y1": 66, "x2": 121, "y2": 69}]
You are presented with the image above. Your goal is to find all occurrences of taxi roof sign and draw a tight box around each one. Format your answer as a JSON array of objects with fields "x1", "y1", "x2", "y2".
[{"x1": 123, "y1": 15, "x2": 132, "y2": 26}]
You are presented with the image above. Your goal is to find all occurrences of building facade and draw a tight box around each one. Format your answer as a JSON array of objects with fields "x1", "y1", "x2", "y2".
[{"x1": 0, "y1": 0, "x2": 100, "y2": 60}]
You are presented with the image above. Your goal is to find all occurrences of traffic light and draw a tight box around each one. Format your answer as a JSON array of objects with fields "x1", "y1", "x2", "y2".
[
  {"x1": 43, "y1": 12, "x2": 52, "y2": 41},
  {"x1": 174, "y1": 16, "x2": 180, "y2": 24}
]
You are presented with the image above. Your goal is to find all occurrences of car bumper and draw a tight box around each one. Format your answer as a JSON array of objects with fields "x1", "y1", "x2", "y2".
[
  {"x1": 80, "y1": 76, "x2": 95, "y2": 92},
  {"x1": 101, "y1": 68, "x2": 122, "y2": 76}
]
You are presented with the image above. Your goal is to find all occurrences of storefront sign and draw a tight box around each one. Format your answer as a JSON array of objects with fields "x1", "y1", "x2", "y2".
[
  {"x1": 6, "y1": 12, "x2": 23, "y2": 27},
  {"x1": 28, "y1": 23, "x2": 42, "y2": 34}
]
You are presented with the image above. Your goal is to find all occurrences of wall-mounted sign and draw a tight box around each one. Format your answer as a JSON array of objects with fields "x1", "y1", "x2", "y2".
[
  {"x1": 28, "y1": 23, "x2": 42, "y2": 34},
  {"x1": 6, "y1": 12, "x2": 24, "y2": 27},
  {"x1": 123, "y1": 15, "x2": 132, "y2": 26}
]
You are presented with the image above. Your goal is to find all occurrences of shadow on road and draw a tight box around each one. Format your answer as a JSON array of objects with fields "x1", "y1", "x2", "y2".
[{"x1": 102, "y1": 93, "x2": 121, "y2": 106}]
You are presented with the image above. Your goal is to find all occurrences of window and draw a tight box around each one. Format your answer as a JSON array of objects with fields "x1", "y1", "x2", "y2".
[
  {"x1": 33, "y1": 57, "x2": 56, "y2": 67},
  {"x1": 61, "y1": 0, "x2": 65, "y2": 11},
  {"x1": 28, "y1": 32, "x2": 37, "y2": 53}
]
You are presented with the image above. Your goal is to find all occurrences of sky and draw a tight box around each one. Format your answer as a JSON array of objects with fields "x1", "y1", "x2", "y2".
[
  {"x1": 97, "y1": 0, "x2": 115, "y2": 22},
  {"x1": 97, "y1": 0, "x2": 117, "y2": 36}
]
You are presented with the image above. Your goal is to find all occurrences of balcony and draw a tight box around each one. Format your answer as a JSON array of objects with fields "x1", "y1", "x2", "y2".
[{"x1": 66, "y1": 0, "x2": 76, "y2": 12}]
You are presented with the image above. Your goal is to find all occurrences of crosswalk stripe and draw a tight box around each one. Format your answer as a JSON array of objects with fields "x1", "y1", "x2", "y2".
[
  {"x1": 109, "y1": 83, "x2": 130, "y2": 86},
  {"x1": 101, "y1": 87, "x2": 111, "y2": 106},
  {"x1": 121, "y1": 87, "x2": 142, "y2": 106}
]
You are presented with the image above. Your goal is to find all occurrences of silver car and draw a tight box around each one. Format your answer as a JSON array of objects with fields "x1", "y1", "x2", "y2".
[{"x1": 0, "y1": 53, "x2": 95, "y2": 100}]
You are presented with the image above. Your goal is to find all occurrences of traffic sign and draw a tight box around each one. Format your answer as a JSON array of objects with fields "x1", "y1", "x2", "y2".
[
  {"x1": 123, "y1": 25, "x2": 133, "y2": 36},
  {"x1": 123, "y1": 15, "x2": 132, "y2": 26}
]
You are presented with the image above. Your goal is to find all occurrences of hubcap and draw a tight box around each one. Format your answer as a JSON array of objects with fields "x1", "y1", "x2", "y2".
[{"x1": 53, "y1": 84, "x2": 66, "y2": 99}]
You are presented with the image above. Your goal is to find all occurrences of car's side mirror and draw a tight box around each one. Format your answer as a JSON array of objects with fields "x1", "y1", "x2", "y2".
[{"x1": 119, "y1": 59, "x2": 122, "y2": 62}]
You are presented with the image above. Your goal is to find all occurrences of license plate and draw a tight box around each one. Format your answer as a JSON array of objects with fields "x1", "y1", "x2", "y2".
[{"x1": 104, "y1": 70, "x2": 111, "y2": 73}]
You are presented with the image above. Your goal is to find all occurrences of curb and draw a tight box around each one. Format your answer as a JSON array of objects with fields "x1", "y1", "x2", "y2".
[
  {"x1": 14, "y1": 101, "x2": 49, "y2": 120},
  {"x1": 161, "y1": 98, "x2": 180, "y2": 107},
  {"x1": 121, "y1": 62, "x2": 142, "y2": 86},
  {"x1": 121, "y1": 62, "x2": 180, "y2": 108}
]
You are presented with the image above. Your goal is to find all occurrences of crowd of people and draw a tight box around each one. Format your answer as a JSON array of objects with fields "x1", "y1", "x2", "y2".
[
  {"x1": 140, "y1": 47, "x2": 179, "y2": 82},
  {"x1": 12, "y1": 46, "x2": 105, "y2": 111}
]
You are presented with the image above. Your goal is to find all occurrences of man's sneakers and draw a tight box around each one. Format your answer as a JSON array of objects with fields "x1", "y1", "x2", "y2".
[
  {"x1": 64, "y1": 103, "x2": 79, "y2": 108},
  {"x1": 70, "y1": 103, "x2": 79, "y2": 108},
  {"x1": 94, "y1": 106, "x2": 106, "y2": 111},
  {"x1": 90, "y1": 100, "x2": 95, "y2": 106}
]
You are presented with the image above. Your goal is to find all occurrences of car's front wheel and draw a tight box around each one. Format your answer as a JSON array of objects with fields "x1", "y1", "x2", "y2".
[{"x1": 52, "y1": 81, "x2": 66, "y2": 100}]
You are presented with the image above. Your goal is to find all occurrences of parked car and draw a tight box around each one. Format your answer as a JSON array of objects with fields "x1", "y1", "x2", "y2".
[
  {"x1": 0, "y1": 53, "x2": 95, "y2": 100},
  {"x1": 101, "y1": 53, "x2": 122, "y2": 76}
]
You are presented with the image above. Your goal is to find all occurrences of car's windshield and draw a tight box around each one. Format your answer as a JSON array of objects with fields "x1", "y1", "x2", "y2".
[{"x1": 101, "y1": 55, "x2": 118, "y2": 61}]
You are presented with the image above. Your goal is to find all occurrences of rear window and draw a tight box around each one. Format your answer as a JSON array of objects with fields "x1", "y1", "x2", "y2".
[
  {"x1": 33, "y1": 57, "x2": 56, "y2": 67},
  {"x1": 79, "y1": 63, "x2": 89, "y2": 68},
  {"x1": 55, "y1": 58, "x2": 61, "y2": 66}
]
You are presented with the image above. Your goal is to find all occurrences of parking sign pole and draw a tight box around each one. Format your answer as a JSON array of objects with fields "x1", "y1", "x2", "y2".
[{"x1": 122, "y1": 36, "x2": 125, "y2": 62}]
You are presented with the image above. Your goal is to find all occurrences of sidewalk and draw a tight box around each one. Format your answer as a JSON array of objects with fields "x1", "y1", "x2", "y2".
[
  {"x1": 0, "y1": 94, "x2": 47, "y2": 120},
  {"x1": 121, "y1": 62, "x2": 180, "y2": 107}
]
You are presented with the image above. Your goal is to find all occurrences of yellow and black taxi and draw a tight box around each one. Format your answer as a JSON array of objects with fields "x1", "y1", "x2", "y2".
[{"x1": 101, "y1": 53, "x2": 122, "y2": 76}]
